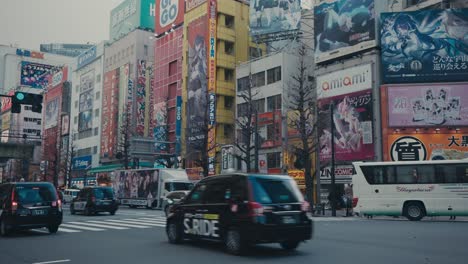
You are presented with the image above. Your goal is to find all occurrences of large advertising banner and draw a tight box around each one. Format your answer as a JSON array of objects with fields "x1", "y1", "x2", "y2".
[
  {"x1": 140, "y1": 0, "x2": 156, "y2": 31},
  {"x1": 386, "y1": 134, "x2": 468, "y2": 161},
  {"x1": 136, "y1": 60, "x2": 147, "y2": 136},
  {"x1": 154, "y1": 102, "x2": 167, "y2": 152},
  {"x1": 113, "y1": 169, "x2": 159, "y2": 199},
  {"x1": 79, "y1": 90, "x2": 94, "y2": 112},
  {"x1": 77, "y1": 46, "x2": 97, "y2": 70},
  {"x1": 314, "y1": 0, "x2": 376, "y2": 63},
  {"x1": 187, "y1": 15, "x2": 208, "y2": 143},
  {"x1": 386, "y1": 84, "x2": 468, "y2": 127},
  {"x1": 381, "y1": 9, "x2": 468, "y2": 83},
  {"x1": 110, "y1": 0, "x2": 139, "y2": 41},
  {"x1": 44, "y1": 97, "x2": 59, "y2": 129},
  {"x1": 316, "y1": 63, "x2": 372, "y2": 99},
  {"x1": 318, "y1": 89, "x2": 374, "y2": 162},
  {"x1": 101, "y1": 70, "x2": 120, "y2": 158},
  {"x1": 250, "y1": 0, "x2": 301, "y2": 36},
  {"x1": 78, "y1": 110, "x2": 93, "y2": 132},
  {"x1": 20, "y1": 61, "x2": 54, "y2": 88},
  {"x1": 155, "y1": 0, "x2": 184, "y2": 35},
  {"x1": 207, "y1": 0, "x2": 217, "y2": 176},
  {"x1": 144, "y1": 62, "x2": 153, "y2": 137},
  {"x1": 80, "y1": 70, "x2": 95, "y2": 92},
  {"x1": 118, "y1": 64, "x2": 130, "y2": 135}
]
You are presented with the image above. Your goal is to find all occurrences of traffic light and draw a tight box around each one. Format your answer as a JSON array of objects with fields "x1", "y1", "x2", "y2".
[{"x1": 11, "y1": 92, "x2": 43, "y2": 114}]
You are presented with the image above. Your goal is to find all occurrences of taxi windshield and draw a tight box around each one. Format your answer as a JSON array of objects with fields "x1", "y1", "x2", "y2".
[{"x1": 250, "y1": 177, "x2": 302, "y2": 204}]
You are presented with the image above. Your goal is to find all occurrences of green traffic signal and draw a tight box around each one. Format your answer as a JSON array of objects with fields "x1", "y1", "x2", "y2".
[{"x1": 15, "y1": 92, "x2": 25, "y2": 101}]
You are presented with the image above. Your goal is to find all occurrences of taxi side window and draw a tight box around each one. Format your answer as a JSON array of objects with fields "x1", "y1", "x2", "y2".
[
  {"x1": 204, "y1": 180, "x2": 230, "y2": 204},
  {"x1": 230, "y1": 177, "x2": 247, "y2": 202},
  {"x1": 186, "y1": 184, "x2": 206, "y2": 204}
]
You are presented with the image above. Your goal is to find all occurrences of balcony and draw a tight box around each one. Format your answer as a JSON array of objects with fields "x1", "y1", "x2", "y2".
[
  {"x1": 216, "y1": 80, "x2": 235, "y2": 97},
  {"x1": 216, "y1": 51, "x2": 235, "y2": 69},
  {"x1": 217, "y1": 26, "x2": 235, "y2": 42},
  {"x1": 215, "y1": 108, "x2": 234, "y2": 125}
]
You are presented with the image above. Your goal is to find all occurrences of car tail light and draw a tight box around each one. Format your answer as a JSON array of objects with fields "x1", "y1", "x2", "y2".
[
  {"x1": 91, "y1": 196, "x2": 96, "y2": 203},
  {"x1": 301, "y1": 201, "x2": 310, "y2": 212},
  {"x1": 11, "y1": 189, "x2": 18, "y2": 212},
  {"x1": 352, "y1": 197, "x2": 359, "y2": 208},
  {"x1": 248, "y1": 201, "x2": 264, "y2": 217}
]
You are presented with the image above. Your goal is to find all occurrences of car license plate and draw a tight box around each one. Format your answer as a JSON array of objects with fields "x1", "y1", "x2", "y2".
[
  {"x1": 282, "y1": 216, "x2": 296, "y2": 224},
  {"x1": 102, "y1": 202, "x2": 110, "y2": 205},
  {"x1": 32, "y1": 209, "x2": 46, "y2": 216}
]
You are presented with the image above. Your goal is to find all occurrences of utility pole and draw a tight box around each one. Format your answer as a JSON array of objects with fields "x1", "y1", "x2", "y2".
[{"x1": 330, "y1": 101, "x2": 336, "y2": 217}]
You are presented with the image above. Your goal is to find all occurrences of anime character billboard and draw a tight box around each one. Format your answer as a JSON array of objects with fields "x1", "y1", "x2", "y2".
[
  {"x1": 113, "y1": 170, "x2": 159, "y2": 200},
  {"x1": 318, "y1": 89, "x2": 374, "y2": 162},
  {"x1": 186, "y1": 16, "x2": 208, "y2": 143},
  {"x1": 386, "y1": 84, "x2": 468, "y2": 127},
  {"x1": 381, "y1": 9, "x2": 468, "y2": 83},
  {"x1": 44, "y1": 97, "x2": 59, "y2": 129},
  {"x1": 20, "y1": 62, "x2": 54, "y2": 88},
  {"x1": 314, "y1": 0, "x2": 376, "y2": 63},
  {"x1": 250, "y1": 0, "x2": 302, "y2": 36}
]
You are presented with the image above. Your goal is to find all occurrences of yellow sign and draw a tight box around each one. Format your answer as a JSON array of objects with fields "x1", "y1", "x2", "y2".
[{"x1": 288, "y1": 170, "x2": 306, "y2": 187}]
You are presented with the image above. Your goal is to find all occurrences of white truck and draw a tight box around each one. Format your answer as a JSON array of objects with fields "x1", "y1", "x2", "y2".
[{"x1": 112, "y1": 168, "x2": 193, "y2": 209}]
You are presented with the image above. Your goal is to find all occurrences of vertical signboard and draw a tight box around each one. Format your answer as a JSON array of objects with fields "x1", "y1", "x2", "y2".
[
  {"x1": 175, "y1": 96, "x2": 182, "y2": 155},
  {"x1": 44, "y1": 97, "x2": 59, "y2": 129},
  {"x1": 77, "y1": 46, "x2": 97, "y2": 70},
  {"x1": 101, "y1": 70, "x2": 120, "y2": 158},
  {"x1": 78, "y1": 70, "x2": 95, "y2": 132},
  {"x1": 249, "y1": 0, "x2": 302, "y2": 36},
  {"x1": 381, "y1": 9, "x2": 468, "y2": 83},
  {"x1": 140, "y1": 0, "x2": 156, "y2": 31},
  {"x1": 155, "y1": 0, "x2": 185, "y2": 35},
  {"x1": 136, "y1": 60, "x2": 147, "y2": 136},
  {"x1": 318, "y1": 89, "x2": 374, "y2": 162},
  {"x1": 207, "y1": 0, "x2": 217, "y2": 176},
  {"x1": 144, "y1": 62, "x2": 153, "y2": 137},
  {"x1": 314, "y1": 0, "x2": 376, "y2": 63},
  {"x1": 186, "y1": 16, "x2": 208, "y2": 144},
  {"x1": 118, "y1": 64, "x2": 130, "y2": 134},
  {"x1": 154, "y1": 102, "x2": 167, "y2": 152}
]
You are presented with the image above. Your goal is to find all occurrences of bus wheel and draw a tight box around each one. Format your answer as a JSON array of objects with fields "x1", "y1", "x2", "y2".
[{"x1": 404, "y1": 202, "x2": 425, "y2": 221}]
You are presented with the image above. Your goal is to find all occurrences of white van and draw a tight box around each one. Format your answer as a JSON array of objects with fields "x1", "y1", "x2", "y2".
[{"x1": 63, "y1": 189, "x2": 80, "y2": 204}]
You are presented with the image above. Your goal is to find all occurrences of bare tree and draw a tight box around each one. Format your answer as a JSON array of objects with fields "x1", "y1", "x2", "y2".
[
  {"x1": 118, "y1": 103, "x2": 133, "y2": 169},
  {"x1": 234, "y1": 76, "x2": 259, "y2": 173},
  {"x1": 287, "y1": 44, "x2": 317, "y2": 206}
]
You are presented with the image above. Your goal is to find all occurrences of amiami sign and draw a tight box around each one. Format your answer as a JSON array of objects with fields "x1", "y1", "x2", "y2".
[{"x1": 317, "y1": 63, "x2": 372, "y2": 99}]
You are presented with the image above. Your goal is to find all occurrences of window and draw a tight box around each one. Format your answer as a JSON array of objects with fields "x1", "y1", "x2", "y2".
[
  {"x1": 204, "y1": 179, "x2": 230, "y2": 204},
  {"x1": 74, "y1": 116, "x2": 78, "y2": 124},
  {"x1": 251, "y1": 177, "x2": 301, "y2": 204},
  {"x1": 267, "y1": 66, "x2": 281, "y2": 84},
  {"x1": 24, "y1": 106, "x2": 32, "y2": 111},
  {"x1": 254, "y1": 98, "x2": 265, "y2": 113},
  {"x1": 224, "y1": 41, "x2": 234, "y2": 55},
  {"x1": 267, "y1": 124, "x2": 279, "y2": 141},
  {"x1": 96, "y1": 74, "x2": 101, "y2": 83},
  {"x1": 93, "y1": 146, "x2": 98, "y2": 154},
  {"x1": 224, "y1": 96, "x2": 233, "y2": 109},
  {"x1": 75, "y1": 100, "x2": 78, "y2": 109},
  {"x1": 237, "y1": 102, "x2": 248, "y2": 117},
  {"x1": 168, "y1": 82, "x2": 177, "y2": 98},
  {"x1": 267, "y1": 152, "x2": 281, "y2": 168},
  {"x1": 224, "y1": 69, "x2": 234, "y2": 82},
  {"x1": 224, "y1": 124, "x2": 234, "y2": 138},
  {"x1": 185, "y1": 184, "x2": 206, "y2": 204},
  {"x1": 75, "y1": 85, "x2": 79, "y2": 93},
  {"x1": 225, "y1": 15, "x2": 234, "y2": 28},
  {"x1": 267, "y1": 95, "x2": 282, "y2": 111},
  {"x1": 94, "y1": 127, "x2": 99, "y2": 136},
  {"x1": 237, "y1": 76, "x2": 249, "y2": 92},
  {"x1": 252, "y1": 71, "x2": 265, "y2": 88},
  {"x1": 249, "y1": 47, "x2": 262, "y2": 59},
  {"x1": 144, "y1": 45, "x2": 148, "y2": 56},
  {"x1": 95, "y1": 91, "x2": 100, "y2": 100},
  {"x1": 169, "y1": 60, "x2": 177, "y2": 76}
]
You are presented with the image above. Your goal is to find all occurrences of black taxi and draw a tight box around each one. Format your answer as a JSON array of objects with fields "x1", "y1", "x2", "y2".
[
  {"x1": 166, "y1": 173, "x2": 313, "y2": 255},
  {"x1": 70, "y1": 187, "x2": 118, "y2": 216}
]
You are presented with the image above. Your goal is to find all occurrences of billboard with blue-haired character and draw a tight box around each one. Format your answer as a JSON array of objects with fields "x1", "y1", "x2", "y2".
[{"x1": 381, "y1": 9, "x2": 468, "y2": 84}]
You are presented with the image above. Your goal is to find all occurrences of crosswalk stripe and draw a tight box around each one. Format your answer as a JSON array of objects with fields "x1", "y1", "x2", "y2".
[
  {"x1": 127, "y1": 219, "x2": 166, "y2": 224},
  {"x1": 118, "y1": 219, "x2": 166, "y2": 227},
  {"x1": 58, "y1": 227, "x2": 82, "y2": 233},
  {"x1": 69, "y1": 221, "x2": 128, "y2": 230},
  {"x1": 102, "y1": 220, "x2": 153, "y2": 228},
  {"x1": 60, "y1": 223, "x2": 105, "y2": 231},
  {"x1": 31, "y1": 229, "x2": 49, "y2": 233}
]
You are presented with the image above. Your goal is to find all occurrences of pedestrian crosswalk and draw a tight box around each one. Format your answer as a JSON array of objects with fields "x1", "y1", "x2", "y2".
[{"x1": 32, "y1": 217, "x2": 167, "y2": 234}]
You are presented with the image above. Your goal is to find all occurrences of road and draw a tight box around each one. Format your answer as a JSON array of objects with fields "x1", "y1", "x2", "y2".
[{"x1": 1, "y1": 207, "x2": 467, "y2": 264}]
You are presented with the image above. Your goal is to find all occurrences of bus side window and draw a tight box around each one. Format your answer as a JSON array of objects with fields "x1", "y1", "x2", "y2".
[{"x1": 455, "y1": 165, "x2": 468, "y2": 183}]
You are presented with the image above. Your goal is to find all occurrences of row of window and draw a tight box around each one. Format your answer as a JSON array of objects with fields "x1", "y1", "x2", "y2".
[
  {"x1": 237, "y1": 94, "x2": 282, "y2": 117},
  {"x1": 361, "y1": 164, "x2": 468, "y2": 185},
  {"x1": 23, "y1": 117, "x2": 41, "y2": 124},
  {"x1": 76, "y1": 146, "x2": 97, "y2": 157},
  {"x1": 73, "y1": 127, "x2": 99, "y2": 140},
  {"x1": 105, "y1": 44, "x2": 135, "y2": 69},
  {"x1": 23, "y1": 129, "x2": 41, "y2": 136},
  {"x1": 237, "y1": 66, "x2": 282, "y2": 92}
]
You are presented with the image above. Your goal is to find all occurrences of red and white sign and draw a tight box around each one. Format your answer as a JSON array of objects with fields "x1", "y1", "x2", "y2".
[
  {"x1": 317, "y1": 64, "x2": 372, "y2": 99},
  {"x1": 259, "y1": 154, "x2": 268, "y2": 174},
  {"x1": 155, "y1": 0, "x2": 185, "y2": 35}
]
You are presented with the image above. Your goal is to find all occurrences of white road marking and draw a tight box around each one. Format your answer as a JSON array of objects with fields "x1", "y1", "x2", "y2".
[
  {"x1": 60, "y1": 223, "x2": 105, "y2": 231},
  {"x1": 68, "y1": 221, "x2": 128, "y2": 230},
  {"x1": 124, "y1": 218, "x2": 166, "y2": 224},
  {"x1": 58, "y1": 227, "x2": 82, "y2": 233},
  {"x1": 32, "y1": 259, "x2": 71, "y2": 264},
  {"x1": 99, "y1": 220, "x2": 152, "y2": 228},
  {"x1": 106, "y1": 219, "x2": 164, "y2": 227}
]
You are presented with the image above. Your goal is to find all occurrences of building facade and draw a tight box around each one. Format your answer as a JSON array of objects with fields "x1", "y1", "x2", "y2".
[{"x1": 40, "y1": 43, "x2": 95, "y2": 57}]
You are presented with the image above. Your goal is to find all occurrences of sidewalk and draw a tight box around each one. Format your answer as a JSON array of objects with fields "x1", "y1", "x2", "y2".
[{"x1": 311, "y1": 208, "x2": 353, "y2": 218}]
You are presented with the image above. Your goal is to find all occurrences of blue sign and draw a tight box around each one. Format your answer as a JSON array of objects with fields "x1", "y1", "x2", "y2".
[
  {"x1": 77, "y1": 46, "x2": 97, "y2": 70},
  {"x1": 72, "y1": 155, "x2": 92, "y2": 170},
  {"x1": 175, "y1": 96, "x2": 182, "y2": 155},
  {"x1": 208, "y1": 93, "x2": 216, "y2": 126},
  {"x1": 381, "y1": 9, "x2": 468, "y2": 84}
]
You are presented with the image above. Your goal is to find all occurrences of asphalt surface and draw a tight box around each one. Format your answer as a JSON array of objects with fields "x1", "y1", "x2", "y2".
[{"x1": 1, "y1": 207, "x2": 467, "y2": 264}]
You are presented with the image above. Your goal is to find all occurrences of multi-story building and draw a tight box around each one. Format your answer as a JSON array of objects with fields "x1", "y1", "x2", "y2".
[
  {"x1": 182, "y1": 0, "x2": 252, "y2": 176},
  {"x1": 70, "y1": 43, "x2": 105, "y2": 180},
  {"x1": 0, "y1": 45, "x2": 74, "y2": 181},
  {"x1": 40, "y1": 43, "x2": 95, "y2": 57}
]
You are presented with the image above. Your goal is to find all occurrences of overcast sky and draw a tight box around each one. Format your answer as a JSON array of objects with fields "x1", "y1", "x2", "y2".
[{"x1": 0, "y1": 0, "x2": 124, "y2": 50}]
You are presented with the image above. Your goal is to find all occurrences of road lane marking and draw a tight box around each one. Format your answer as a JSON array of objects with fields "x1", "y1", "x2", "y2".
[
  {"x1": 100, "y1": 220, "x2": 153, "y2": 228},
  {"x1": 58, "y1": 227, "x2": 82, "y2": 233},
  {"x1": 112, "y1": 219, "x2": 165, "y2": 227},
  {"x1": 125, "y1": 218, "x2": 166, "y2": 224},
  {"x1": 69, "y1": 221, "x2": 128, "y2": 230},
  {"x1": 60, "y1": 223, "x2": 105, "y2": 231},
  {"x1": 32, "y1": 259, "x2": 71, "y2": 264}
]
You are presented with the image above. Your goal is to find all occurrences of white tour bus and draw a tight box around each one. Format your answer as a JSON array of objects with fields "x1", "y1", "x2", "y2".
[{"x1": 352, "y1": 160, "x2": 468, "y2": 221}]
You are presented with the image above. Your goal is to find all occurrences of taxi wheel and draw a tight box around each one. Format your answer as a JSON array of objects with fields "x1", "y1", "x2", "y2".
[
  {"x1": 0, "y1": 220, "x2": 10, "y2": 236},
  {"x1": 166, "y1": 220, "x2": 182, "y2": 244},
  {"x1": 48, "y1": 225, "x2": 59, "y2": 234},
  {"x1": 110, "y1": 210, "x2": 116, "y2": 215},
  {"x1": 280, "y1": 240, "x2": 300, "y2": 251},
  {"x1": 225, "y1": 229, "x2": 246, "y2": 255}
]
